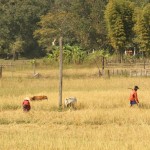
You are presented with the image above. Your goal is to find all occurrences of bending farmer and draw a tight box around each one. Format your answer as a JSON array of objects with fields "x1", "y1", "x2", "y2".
[{"x1": 22, "y1": 97, "x2": 31, "y2": 112}]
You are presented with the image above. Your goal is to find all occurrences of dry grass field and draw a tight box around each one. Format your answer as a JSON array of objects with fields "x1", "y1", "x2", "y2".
[{"x1": 1, "y1": 63, "x2": 150, "y2": 150}]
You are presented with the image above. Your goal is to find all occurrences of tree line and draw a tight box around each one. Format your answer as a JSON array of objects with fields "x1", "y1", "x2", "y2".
[{"x1": 0, "y1": 0, "x2": 149, "y2": 62}]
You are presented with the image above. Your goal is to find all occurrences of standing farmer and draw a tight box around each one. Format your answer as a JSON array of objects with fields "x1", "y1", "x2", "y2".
[{"x1": 129, "y1": 86, "x2": 139, "y2": 107}]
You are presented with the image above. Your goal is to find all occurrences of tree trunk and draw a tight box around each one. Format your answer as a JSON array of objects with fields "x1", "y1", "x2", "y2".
[
  {"x1": 102, "y1": 56, "x2": 105, "y2": 75},
  {"x1": 13, "y1": 52, "x2": 16, "y2": 61},
  {"x1": 0, "y1": 66, "x2": 2, "y2": 78},
  {"x1": 117, "y1": 51, "x2": 123, "y2": 63}
]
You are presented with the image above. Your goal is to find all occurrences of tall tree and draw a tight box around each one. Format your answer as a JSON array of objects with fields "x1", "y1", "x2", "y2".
[
  {"x1": 129, "y1": 0, "x2": 149, "y2": 7},
  {"x1": 134, "y1": 4, "x2": 150, "y2": 56},
  {"x1": 50, "y1": 0, "x2": 108, "y2": 51},
  {"x1": 105, "y1": 0, "x2": 135, "y2": 62},
  {"x1": 34, "y1": 11, "x2": 74, "y2": 50},
  {"x1": 0, "y1": 0, "x2": 54, "y2": 57},
  {"x1": 88, "y1": 0, "x2": 108, "y2": 49},
  {"x1": 68, "y1": 0, "x2": 108, "y2": 50}
]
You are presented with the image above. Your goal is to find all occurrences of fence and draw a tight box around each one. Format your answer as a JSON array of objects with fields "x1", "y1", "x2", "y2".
[
  {"x1": 103, "y1": 68, "x2": 150, "y2": 77},
  {"x1": 1, "y1": 61, "x2": 150, "y2": 78},
  {"x1": 106, "y1": 62, "x2": 150, "y2": 69},
  {"x1": 0, "y1": 61, "x2": 40, "y2": 78}
]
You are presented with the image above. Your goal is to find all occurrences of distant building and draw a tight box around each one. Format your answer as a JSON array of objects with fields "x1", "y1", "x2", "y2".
[
  {"x1": 125, "y1": 48, "x2": 136, "y2": 56},
  {"x1": 125, "y1": 50, "x2": 133, "y2": 56}
]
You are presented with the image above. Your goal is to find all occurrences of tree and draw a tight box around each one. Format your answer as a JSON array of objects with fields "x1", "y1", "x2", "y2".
[
  {"x1": 51, "y1": 0, "x2": 108, "y2": 51},
  {"x1": 10, "y1": 37, "x2": 25, "y2": 60},
  {"x1": 34, "y1": 11, "x2": 74, "y2": 49},
  {"x1": 1, "y1": 0, "x2": 109, "y2": 57},
  {"x1": 134, "y1": 4, "x2": 150, "y2": 56},
  {"x1": 67, "y1": 0, "x2": 108, "y2": 50},
  {"x1": 129, "y1": 0, "x2": 149, "y2": 7},
  {"x1": 105, "y1": 0, "x2": 135, "y2": 62},
  {"x1": 0, "y1": 0, "x2": 54, "y2": 57},
  {"x1": 86, "y1": 0, "x2": 108, "y2": 50},
  {"x1": 87, "y1": 49, "x2": 110, "y2": 77}
]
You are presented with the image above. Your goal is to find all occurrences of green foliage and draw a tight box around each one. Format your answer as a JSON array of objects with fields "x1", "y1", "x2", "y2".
[
  {"x1": 45, "y1": 45, "x2": 87, "y2": 64},
  {"x1": 0, "y1": 0, "x2": 150, "y2": 60},
  {"x1": 87, "y1": 49, "x2": 110, "y2": 65},
  {"x1": 67, "y1": 0, "x2": 108, "y2": 50},
  {"x1": 34, "y1": 0, "x2": 108, "y2": 53},
  {"x1": 123, "y1": 55, "x2": 136, "y2": 63},
  {"x1": 105, "y1": 0, "x2": 135, "y2": 54},
  {"x1": 34, "y1": 11, "x2": 74, "y2": 51},
  {"x1": 129, "y1": 0, "x2": 150, "y2": 7},
  {"x1": 134, "y1": 4, "x2": 150, "y2": 56},
  {"x1": 0, "y1": 0, "x2": 54, "y2": 56},
  {"x1": 67, "y1": 45, "x2": 87, "y2": 64},
  {"x1": 30, "y1": 59, "x2": 36, "y2": 65},
  {"x1": 10, "y1": 37, "x2": 25, "y2": 53}
]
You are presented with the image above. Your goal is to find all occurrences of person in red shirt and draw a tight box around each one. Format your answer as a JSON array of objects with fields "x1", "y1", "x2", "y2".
[
  {"x1": 22, "y1": 97, "x2": 31, "y2": 112},
  {"x1": 129, "y1": 86, "x2": 139, "y2": 106}
]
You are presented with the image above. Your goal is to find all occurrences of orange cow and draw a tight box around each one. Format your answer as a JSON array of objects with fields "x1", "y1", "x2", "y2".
[{"x1": 30, "y1": 95, "x2": 48, "y2": 101}]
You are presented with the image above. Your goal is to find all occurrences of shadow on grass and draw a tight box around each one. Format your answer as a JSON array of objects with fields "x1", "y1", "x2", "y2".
[
  {"x1": 99, "y1": 103, "x2": 125, "y2": 109},
  {"x1": 0, "y1": 118, "x2": 12, "y2": 125},
  {"x1": 0, "y1": 104, "x2": 20, "y2": 111},
  {"x1": 48, "y1": 103, "x2": 86, "y2": 112},
  {"x1": 138, "y1": 103, "x2": 150, "y2": 109}
]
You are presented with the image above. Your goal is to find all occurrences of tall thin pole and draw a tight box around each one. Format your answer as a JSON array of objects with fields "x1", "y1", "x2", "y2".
[{"x1": 59, "y1": 36, "x2": 63, "y2": 108}]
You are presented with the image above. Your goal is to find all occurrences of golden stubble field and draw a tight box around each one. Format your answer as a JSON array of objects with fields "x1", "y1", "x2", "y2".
[{"x1": 1, "y1": 66, "x2": 150, "y2": 150}]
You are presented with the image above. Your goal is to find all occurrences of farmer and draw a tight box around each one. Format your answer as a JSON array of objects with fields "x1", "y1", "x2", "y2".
[
  {"x1": 129, "y1": 86, "x2": 139, "y2": 107},
  {"x1": 22, "y1": 97, "x2": 31, "y2": 112}
]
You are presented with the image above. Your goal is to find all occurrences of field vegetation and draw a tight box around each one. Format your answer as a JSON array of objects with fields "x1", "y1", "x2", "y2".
[{"x1": 1, "y1": 61, "x2": 150, "y2": 150}]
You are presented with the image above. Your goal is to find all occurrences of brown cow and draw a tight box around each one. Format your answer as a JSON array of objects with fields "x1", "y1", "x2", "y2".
[{"x1": 30, "y1": 95, "x2": 48, "y2": 101}]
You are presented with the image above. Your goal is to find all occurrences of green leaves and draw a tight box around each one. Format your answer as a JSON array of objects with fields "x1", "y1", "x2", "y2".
[
  {"x1": 134, "y1": 4, "x2": 150, "y2": 55},
  {"x1": 10, "y1": 37, "x2": 25, "y2": 53},
  {"x1": 45, "y1": 45, "x2": 87, "y2": 64},
  {"x1": 0, "y1": 0, "x2": 149, "y2": 59},
  {"x1": 105, "y1": 0, "x2": 135, "y2": 52},
  {"x1": 0, "y1": 0, "x2": 53, "y2": 56},
  {"x1": 34, "y1": 11, "x2": 75, "y2": 51}
]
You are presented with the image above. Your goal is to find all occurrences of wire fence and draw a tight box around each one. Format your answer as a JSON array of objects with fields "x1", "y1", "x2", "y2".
[{"x1": 1, "y1": 60, "x2": 150, "y2": 78}]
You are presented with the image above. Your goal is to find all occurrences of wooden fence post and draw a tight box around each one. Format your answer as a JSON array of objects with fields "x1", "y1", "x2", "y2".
[
  {"x1": 144, "y1": 59, "x2": 146, "y2": 69},
  {"x1": 145, "y1": 70, "x2": 147, "y2": 76},
  {"x1": 124, "y1": 69, "x2": 127, "y2": 76},
  {"x1": 116, "y1": 70, "x2": 118, "y2": 76},
  {"x1": 130, "y1": 70, "x2": 132, "y2": 77},
  {"x1": 136, "y1": 71, "x2": 137, "y2": 77},
  {"x1": 112, "y1": 69, "x2": 114, "y2": 76},
  {"x1": 10, "y1": 62, "x2": 13, "y2": 77},
  {"x1": 33, "y1": 60, "x2": 36, "y2": 75},
  {"x1": 140, "y1": 69, "x2": 142, "y2": 76},
  {"x1": 145, "y1": 70, "x2": 147, "y2": 77},
  {"x1": 105, "y1": 69, "x2": 110, "y2": 78},
  {"x1": 107, "y1": 70, "x2": 110, "y2": 78},
  {"x1": 121, "y1": 70, "x2": 123, "y2": 76},
  {"x1": 0, "y1": 66, "x2": 2, "y2": 78}
]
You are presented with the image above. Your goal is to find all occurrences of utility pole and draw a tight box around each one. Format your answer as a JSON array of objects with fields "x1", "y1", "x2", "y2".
[{"x1": 59, "y1": 36, "x2": 63, "y2": 109}]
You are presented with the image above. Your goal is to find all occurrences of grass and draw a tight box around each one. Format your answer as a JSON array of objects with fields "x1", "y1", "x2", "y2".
[{"x1": 1, "y1": 63, "x2": 150, "y2": 149}]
